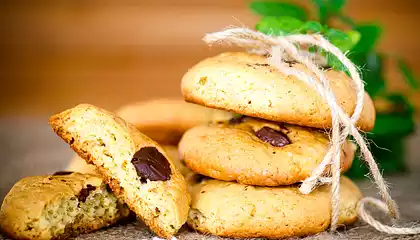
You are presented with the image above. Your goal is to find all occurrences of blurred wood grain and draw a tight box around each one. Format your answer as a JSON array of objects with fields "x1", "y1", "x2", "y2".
[{"x1": 1, "y1": 0, "x2": 420, "y2": 116}]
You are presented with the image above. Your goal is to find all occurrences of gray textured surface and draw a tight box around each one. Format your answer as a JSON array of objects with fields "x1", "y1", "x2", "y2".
[{"x1": 1, "y1": 117, "x2": 420, "y2": 239}]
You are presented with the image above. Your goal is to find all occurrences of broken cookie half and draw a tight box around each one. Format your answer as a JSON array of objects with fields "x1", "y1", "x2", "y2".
[
  {"x1": 0, "y1": 172, "x2": 130, "y2": 240},
  {"x1": 49, "y1": 104, "x2": 191, "y2": 239}
]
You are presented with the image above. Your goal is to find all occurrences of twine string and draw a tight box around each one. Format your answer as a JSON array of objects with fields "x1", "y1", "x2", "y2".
[
  {"x1": 203, "y1": 27, "x2": 419, "y2": 234},
  {"x1": 269, "y1": 40, "x2": 343, "y2": 229},
  {"x1": 357, "y1": 197, "x2": 420, "y2": 234}
]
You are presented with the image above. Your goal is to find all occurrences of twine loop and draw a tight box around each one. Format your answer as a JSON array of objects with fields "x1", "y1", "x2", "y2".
[{"x1": 203, "y1": 27, "x2": 419, "y2": 234}]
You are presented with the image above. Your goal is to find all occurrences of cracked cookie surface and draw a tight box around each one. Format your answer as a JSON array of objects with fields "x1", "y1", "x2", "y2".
[
  {"x1": 179, "y1": 117, "x2": 355, "y2": 186},
  {"x1": 181, "y1": 52, "x2": 375, "y2": 131},
  {"x1": 0, "y1": 172, "x2": 130, "y2": 240}
]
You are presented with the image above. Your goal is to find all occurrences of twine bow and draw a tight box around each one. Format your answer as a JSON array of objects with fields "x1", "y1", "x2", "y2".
[{"x1": 203, "y1": 27, "x2": 420, "y2": 234}]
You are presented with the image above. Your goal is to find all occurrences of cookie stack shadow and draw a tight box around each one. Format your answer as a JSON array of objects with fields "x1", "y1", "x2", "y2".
[{"x1": 177, "y1": 52, "x2": 377, "y2": 238}]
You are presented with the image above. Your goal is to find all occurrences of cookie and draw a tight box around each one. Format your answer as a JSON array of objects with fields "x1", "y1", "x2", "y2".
[
  {"x1": 116, "y1": 99, "x2": 234, "y2": 144},
  {"x1": 179, "y1": 117, "x2": 355, "y2": 186},
  {"x1": 49, "y1": 104, "x2": 190, "y2": 238},
  {"x1": 66, "y1": 154, "x2": 98, "y2": 175},
  {"x1": 159, "y1": 145, "x2": 193, "y2": 178},
  {"x1": 181, "y1": 52, "x2": 376, "y2": 131},
  {"x1": 0, "y1": 172, "x2": 130, "y2": 240},
  {"x1": 188, "y1": 176, "x2": 362, "y2": 238},
  {"x1": 65, "y1": 145, "x2": 192, "y2": 177}
]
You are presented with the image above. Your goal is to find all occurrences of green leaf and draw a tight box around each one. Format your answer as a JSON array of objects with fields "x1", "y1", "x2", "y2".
[
  {"x1": 397, "y1": 58, "x2": 419, "y2": 89},
  {"x1": 256, "y1": 16, "x2": 304, "y2": 36},
  {"x1": 327, "y1": 0, "x2": 346, "y2": 13},
  {"x1": 351, "y1": 52, "x2": 385, "y2": 97},
  {"x1": 326, "y1": 53, "x2": 346, "y2": 71},
  {"x1": 346, "y1": 30, "x2": 361, "y2": 47},
  {"x1": 249, "y1": 1, "x2": 308, "y2": 20},
  {"x1": 312, "y1": 0, "x2": 328, "y2": 24},
  {"x1": 312, "y1": 0, "x2": 346, "y2": 23},
  {"x1": 299, "y1": 21, "x2": 324, "y2": 34},
  {"x1": 372, "y1": 113, "x2": 414, "y2": 136},
  {"x1": 324, "y1": 28, "x2": 353, "y2": 52},
  {"x1": 351, "y1": 24, "x2": 382, "y2": 53},
  {"x1": 338, "y1": 14, "x2": 356, "y2": 27},
  {"x1": 385, "y1": 93, "x2": 414, "y2": 114}
]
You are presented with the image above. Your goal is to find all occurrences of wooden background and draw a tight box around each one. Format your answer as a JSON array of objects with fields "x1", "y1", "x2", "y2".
[{"x1": 1, "y1": 0, "x2": 420, "y2": 116}]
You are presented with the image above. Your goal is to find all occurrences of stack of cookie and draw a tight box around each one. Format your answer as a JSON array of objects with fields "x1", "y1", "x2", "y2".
[
  {"x1": 0, "y1": 51, "x2": 377, "y2": 240},
  {"x1": 178, "y1": 52, "x2": 376, "y2": 238}
]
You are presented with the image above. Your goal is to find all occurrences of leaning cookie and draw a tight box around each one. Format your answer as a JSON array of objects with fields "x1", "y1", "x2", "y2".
[
  {"x1": 0, "y1": 172, "x2": 130, "y2": 240},
  {"x1": 65, "y1": 145, "x2": 191, "y2": 177},
  {"x1": 188, "y1": 176, "x2": 362, "y2": 239},
  {"x1": 179, "y1": 117, "x2": 355, "y2": 186},
  {"x1": 49, "y1": 104, "x2": 190, "y2": 238},
  {"x1": 116, "y1": 99, "x2": 234, "y2": 144},
  {"x1": 181, "y1": 52, "x2": 375, "y2": 131}
]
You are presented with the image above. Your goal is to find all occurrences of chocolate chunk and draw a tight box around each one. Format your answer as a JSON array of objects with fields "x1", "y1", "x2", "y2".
[
  {"x1": 228, "y1": 115, "x2": 245, "y2": 124},
  {"x1": 53, "y1": 171, "x2": 73, "y2": 176},
  {"x1": 255, "y1": 127, "x2": 291, "y2": 147},
  {"x1": 131, "y1": 147, "x2": 172, "y2": 183},
  {"x1": 78, "y1": 184, "x2": 96, "y2": 203},
  {"x1": 283, "y1": 60, "x2": 297, "y2": 67}
]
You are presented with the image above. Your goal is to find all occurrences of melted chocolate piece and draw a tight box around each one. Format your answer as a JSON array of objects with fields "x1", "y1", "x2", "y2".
[
  {"x1": 131, "y1": 147, "x2": 172, "y2": 183},
  {"x1": 255, "y1": 127, "x2": 291, "y2": 147},
  {"x1": 52, "y1": 171, "x2": 73, "y2": 176},
  {"x1": 228, "y1": 115, "x2": 245, "y2": 124},
  {"x1": 78, "y1": 184, "x2": 96, "y2": 203}
]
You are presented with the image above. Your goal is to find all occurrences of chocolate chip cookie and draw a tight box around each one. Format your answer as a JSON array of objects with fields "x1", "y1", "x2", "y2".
[
  {"x1": 188, "y1": 176, "x2": 362, "y2": 238},
  {"x1": 181, "y1": 52, "x2": 376, "y2": 131},
  {"x1": 116, "y1": 99, "x2": 234, "y2": 144},
  {"x1": 49, "y1": 104, "x2": 190, "y2": 238},
  {"x1": 179, "y1": 117, "x2": 355, "y2": 186},
  {"x1": 66, "y1": 154, "x2": 98, "y2": 175},
  {"x1": 65, "y1": 145, "x2": 193, "y2": 181},
  {"x1": 160, "y1": 145, "x2": 193, "y2": 178},
  {"x1": 0, "y1": 172, "x2": 130, "y2": 240}
]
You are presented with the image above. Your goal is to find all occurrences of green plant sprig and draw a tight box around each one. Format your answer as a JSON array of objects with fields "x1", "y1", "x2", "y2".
[{"x1": 249, "y1": 0, "x2": 419, "y2": 103}]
